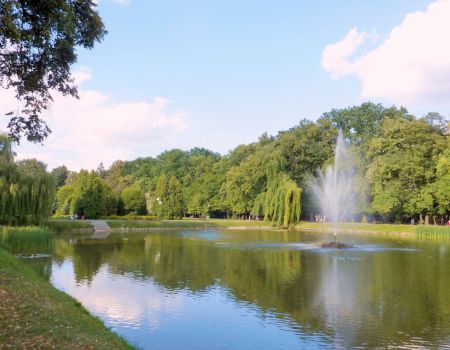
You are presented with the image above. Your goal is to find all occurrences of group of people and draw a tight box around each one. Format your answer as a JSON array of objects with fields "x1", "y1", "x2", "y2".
[
  {"x1": 70, "y1": 213, "x2": 85, "y2": 221},
  {"x1": 314, "y1": 214, "x2": 326, "y2": 223}
]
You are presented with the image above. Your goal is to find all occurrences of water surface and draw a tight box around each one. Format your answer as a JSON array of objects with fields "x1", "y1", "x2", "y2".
[{"x1": 27, "y1": 230, "x2": 450, "y2": 349}]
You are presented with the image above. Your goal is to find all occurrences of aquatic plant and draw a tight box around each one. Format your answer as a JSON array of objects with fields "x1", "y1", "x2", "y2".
[
  {"x1": 416, "y1": 225, "x2": 450, "y2": 239},
  {"x1": 0, "y1": 226, "x2": 53, "y2": 254}
]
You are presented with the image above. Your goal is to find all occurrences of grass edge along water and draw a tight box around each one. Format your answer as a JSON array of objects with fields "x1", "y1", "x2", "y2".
[{"x1": 0, "y1": 226, "x2": 53, "y2": 255}]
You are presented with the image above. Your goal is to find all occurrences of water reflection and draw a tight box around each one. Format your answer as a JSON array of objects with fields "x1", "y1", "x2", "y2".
[{"x1": 41, "y1": 231, "x2": 450, "y2": 349}]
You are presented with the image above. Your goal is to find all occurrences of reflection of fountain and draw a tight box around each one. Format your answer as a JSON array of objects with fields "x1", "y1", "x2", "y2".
[{"x1": 313, "y1": 132, "x2": 356, "y2": 248}]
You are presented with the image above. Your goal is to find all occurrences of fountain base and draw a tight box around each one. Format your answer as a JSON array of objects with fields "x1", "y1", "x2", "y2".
[{"x1": 321, "y1": 241, "x2": 354, "y2": 249}]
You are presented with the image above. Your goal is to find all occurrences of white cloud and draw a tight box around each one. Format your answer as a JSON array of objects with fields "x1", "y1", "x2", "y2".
[
  {"x1": 322, "y1": 28, "x2": 369, "y2": 79},
  {"x1": 0, "y1": 69, "x2": 189, "y2": 170},
  {"x1": 322, "y1": 0, "x2": 450, "y2": 105}
]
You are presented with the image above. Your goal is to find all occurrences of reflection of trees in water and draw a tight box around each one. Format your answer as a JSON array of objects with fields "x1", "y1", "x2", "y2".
[
  {"x1": 22, "y1": 256, "x2": 52, "y2": 281},
  {"x1": 72, "y1": 238, "x2": 126, "y2": 284},
  {"x1": 55, "y1": 234, "x2": 450, "y2": 347}
]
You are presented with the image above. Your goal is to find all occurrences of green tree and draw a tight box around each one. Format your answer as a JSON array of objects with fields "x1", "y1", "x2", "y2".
[
  {"x1": 51, "y1": 165, "x2": 69, "y2": 188},
  {"x1": 70, "y1": 170, "x2": 109, "y2": 219},
  {"x1": 0, "y1": 135, "x2": 55, "y2": 225},
  {"x1": 366, "y1": 118, "x2": 446, "y2": 222},
  {"x1": 252, "y1": 155, "x2": 302, "y2": 228},
  {"x1": 220, "y1": 153, "x2": 265, "y2": 217},
  {"x1": 55, "y1": 185, "x2": 74, "y2": 216},
  {"x1": 153, "y1": 175, "x2": 185, "y2": 219},
  {"x1": 433, "y1": 146, "x2": 450, "y2": 218},
  {"x1": 120, "y1": 187, "x2": 147, "y2": 215},
  {"x1": 320, "y1": 102, "x2": 412, "y2": 146},
  {"x1": 0, "y1": 0, "x2": 106, "y2": 143},
  {"x1": 15, "y1": 158, "x2": 48, "y2": 176}
]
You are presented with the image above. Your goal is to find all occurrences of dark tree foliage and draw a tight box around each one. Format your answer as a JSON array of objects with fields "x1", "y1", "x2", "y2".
[
  {"x1": 51, "y1": 164, "x2": 69, "y2": 188},
  {"x1": 320, "y1": 102, "x2": 413, "y2": 146},
  {"x1": 0, "y1": 134, "x2": 55, "y2": 225},
  {"x1": 0, "y1": 0, "x2": 106, "y2": 143}
]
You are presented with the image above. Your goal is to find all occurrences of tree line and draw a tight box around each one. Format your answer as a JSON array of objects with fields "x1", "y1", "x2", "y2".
[{"x1": 2, "y1": 102, "x2": 449, "y2": 226}]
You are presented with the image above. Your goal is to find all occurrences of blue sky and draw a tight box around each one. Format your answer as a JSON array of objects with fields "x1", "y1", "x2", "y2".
[{"x1": 3, "y1": 0, "x2": 448, "y2": 170}]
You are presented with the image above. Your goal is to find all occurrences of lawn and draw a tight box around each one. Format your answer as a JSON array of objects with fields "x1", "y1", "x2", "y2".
[{"x1": 0, "y1": 247, "x2": 134, "y2": 349}]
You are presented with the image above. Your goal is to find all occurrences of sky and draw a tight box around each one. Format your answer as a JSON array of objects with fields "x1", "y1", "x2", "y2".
[{"x1": 1, "y1": 0, "x2": 449, "y2": 170}]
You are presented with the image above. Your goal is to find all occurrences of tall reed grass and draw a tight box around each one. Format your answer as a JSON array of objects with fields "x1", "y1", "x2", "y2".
[
  {"x1": 415, "y1": 225, "x2": 450, "y2": 239},
  {"x1": 0, "y1": 226, "x2": 53, "y2": 254}
]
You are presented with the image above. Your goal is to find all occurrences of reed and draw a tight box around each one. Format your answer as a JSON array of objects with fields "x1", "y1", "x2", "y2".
[
  {"x1": 47, "y1": 220, "x2": 93, "y2": 233},
  {"x1": 0, "y1": 226, "x2": 53, "y2": 254},
  {"x1": 416, "y1": 225, "x2": 450, "y2": 239}
]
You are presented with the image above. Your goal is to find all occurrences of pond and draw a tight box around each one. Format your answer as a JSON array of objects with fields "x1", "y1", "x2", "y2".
[{"x1": 25, "y1": 230, "x2": 450, "y2": 349}]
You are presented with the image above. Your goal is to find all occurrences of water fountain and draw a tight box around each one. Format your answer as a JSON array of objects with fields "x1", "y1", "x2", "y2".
[{"x1": 312, "y1": 132, "x2": 356, "y2": 248}]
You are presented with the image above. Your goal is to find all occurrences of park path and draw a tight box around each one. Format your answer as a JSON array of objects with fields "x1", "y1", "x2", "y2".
[{"x1": 89, "y1": 220, "x2": 111, "y2": 233}]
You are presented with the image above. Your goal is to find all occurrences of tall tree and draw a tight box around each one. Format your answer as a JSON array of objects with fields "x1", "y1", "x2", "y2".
[
  {"x1": 366, "y1": 118, "x2": 446, "y2": 222},
  {"x1": 120, "y1": 186, "x2": 146, "y2": 215},
  {"x1": 0, "y1": 0, "x2": 106, "y2": 143},
  {"x1": 0, "y1": 135, "x2": 55, "y2": 225},
  {"x1": 70, "y1": 170, "x2": 108, "y2": 219},
  {"x1": 51, "y1": 165, "x2": 69, "y2": 188}
]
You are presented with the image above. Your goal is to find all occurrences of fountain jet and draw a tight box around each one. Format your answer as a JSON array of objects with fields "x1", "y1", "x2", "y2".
[{"x1": 312, "y1": 132, "x2": 356, "y2": 246}]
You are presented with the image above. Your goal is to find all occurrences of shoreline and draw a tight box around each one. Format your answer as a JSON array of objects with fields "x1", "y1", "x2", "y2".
[
  {"x1": 46, "y1": 219, "x2": 450, "y2": 237},
  {"x1": 0, "y1": 247, "x2": 135, "y2": 349}
]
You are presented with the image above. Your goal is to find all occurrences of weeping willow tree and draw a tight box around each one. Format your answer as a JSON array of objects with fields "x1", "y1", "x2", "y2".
[
  {"x1": 252, "y1": 153, "x2": 302, "y2": 228},
  {"x1": 0, "y1": 135, "x2": 55, "y2": 226}
]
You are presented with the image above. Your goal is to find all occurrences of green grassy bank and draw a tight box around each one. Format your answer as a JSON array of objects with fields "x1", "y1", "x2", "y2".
[
  {"x1": 47, "y1": 219, "x2": 93, "y2": 233},
  {"x1": 294, "y1": 221, "x2": 450, "y2": 236},
  {"x1": 47, "y1": 217, "x2": 450, "y2": 237},
  {"x1": 106, "y1": 218, "x2": 273, "y2": 230},
  {"x1": 0, "y1": 246, "x2": 134, "y2": 349}
]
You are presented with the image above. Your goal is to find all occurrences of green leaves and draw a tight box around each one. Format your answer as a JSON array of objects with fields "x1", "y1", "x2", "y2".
[
  {"x1": 120, "y1": 187, "x2": 146, "y2": 215},
  {"x1": 153, "y1": 175, "x2": 185, "y2": 219},
  {"x1": 0, "y1": 0, "x2": 106, "y2": 143},
  {"x1": 0, "y1": 136, "x2": 55, "y2": 225},
  {"x1": 366, "y1": 118, "x2": 447, "y2": 220}
]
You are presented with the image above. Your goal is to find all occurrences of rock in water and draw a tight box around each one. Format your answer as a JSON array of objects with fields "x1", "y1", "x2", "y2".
[{"x1": 321, "y1": 241, "x2": 354, "y2": 249}]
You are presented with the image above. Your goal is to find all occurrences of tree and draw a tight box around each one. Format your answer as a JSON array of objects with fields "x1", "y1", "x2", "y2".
[
  {"x1": 278, "y1": 118, "x2": 337, "y2": 187},
  {"x1": 433, "y1": 147, "x2": 450, "y2": 218},
  {"x1": 220, "y1": 153, "x2": 265, "y2": 217},
  {"x1": 319, "y1": 102, "x2": 412, "y2": 146},
  {"x1": 153, "y1": 175, "x2": 185, "y2": 219},
  {"x1": 0, "y1": 0, "x2": 106, "y2": 143},
  {"x1": 96, "y1": 162, "x2": 106, "y2": 179},
  {"x1": 70, "y1": 170, "x2": 109, "y2": 219},
  {"x1": 55, "y1": 184, "x2": 74, "y2": 216},
  {"x1": 252, "y1": 154, "x2": 302, "y2": 228},
  {"x1": 15, "y1": 158, "x2": 48, "y2": 176},
  {"x1": 0, "y1": 135, "x2": 55, "y2": 225},
  {"x1": 366, "y1": 118, "x2": 446, "y2": 222},
  {"x1": 421, "y1": 112, "x2": 449, "y2": 135},
  {"x1": 120, "y1": 186, "x2": 146, "y2": 215},
  {"x1": 51, "y1": 165, "x2": 69, "y2": 188},
  {"x1": 166, "y1": 176, "x2": 185, "y2": 219}
]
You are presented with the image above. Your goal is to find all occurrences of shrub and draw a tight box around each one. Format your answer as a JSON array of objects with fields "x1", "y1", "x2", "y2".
[{"x1": 120, "y1": 187, "x2": 147, "y2": 215}]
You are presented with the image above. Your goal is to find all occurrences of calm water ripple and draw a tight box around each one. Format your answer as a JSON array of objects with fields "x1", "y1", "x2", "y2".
[{"x1": 24, "y1": 230, "x2": 450, "y2": 349}]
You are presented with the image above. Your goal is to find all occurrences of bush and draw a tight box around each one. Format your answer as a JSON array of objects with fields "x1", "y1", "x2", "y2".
[
  {"x1": 102, "y1": 215, "x2": 157, "y2": 221},
  {"x1": 120, "y1": 187, "x2": 147, "y2": 215}
]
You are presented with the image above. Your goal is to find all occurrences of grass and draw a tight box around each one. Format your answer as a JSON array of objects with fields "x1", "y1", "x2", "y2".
[
  {"x1": 0, "y1": 226, "x2": 53, "y2": 255},
  {"x1": 0, "y1": 247, "x2": 135, "y2": 349},
  {"x1": 106, "y1": 218, "x2": 274, "y2": 230},
  {"x1": 107, "y1": 219, "x2": 219, "y2": 229},
  {"x1": 47, "y1": 220, "x2": 93, "y2": 233},
  {"x1": 416, "y1": 225, "x2": 450, "y2": 238},
  {"x1": 294, "y1": 222, "x2": 417, "y2": 234}
]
